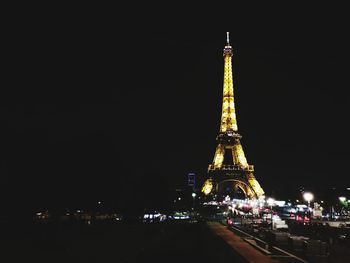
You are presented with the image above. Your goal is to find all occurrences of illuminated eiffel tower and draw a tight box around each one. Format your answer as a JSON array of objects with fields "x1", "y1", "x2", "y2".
[{"x1": 202, "y1": 33, "x2": 264, "y2": 199}]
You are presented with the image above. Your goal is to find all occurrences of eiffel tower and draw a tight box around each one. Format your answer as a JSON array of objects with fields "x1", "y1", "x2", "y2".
[{"x1": 202, "y1": 33, "x2": 264, "y2": 199}]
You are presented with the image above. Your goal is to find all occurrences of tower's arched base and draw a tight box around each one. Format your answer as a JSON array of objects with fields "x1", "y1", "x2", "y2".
[
  {"x1": 202, "y1": 169, "x2": 264, "y2": 200},
  {"x1": 217, "y1": 179, "x2": 254, "y2": 199}
]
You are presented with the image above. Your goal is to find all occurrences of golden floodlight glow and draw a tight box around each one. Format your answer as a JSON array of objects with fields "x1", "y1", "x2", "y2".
[
  {"x1": 220, "y1": 53, "x2": 238, "y2": 132},
  {"x1": 204, "y1": 33, "x2": 265, "y2": 199},
  {"x1": 202, "y1": 179, "x2": 213, "y2": 195},
  {"x1": 248, "y1": 174, "x2": 265, "y2": 197},
  {"x1": 213, "y1": 144, "x2": 225, "y2": 168},
  {"x1": 233, "y1": 143, "x2": 248, "y2": 167}
]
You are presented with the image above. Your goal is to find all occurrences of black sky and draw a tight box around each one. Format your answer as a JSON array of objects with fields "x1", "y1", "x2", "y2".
[{"x1": 1, "y1": 7, "x2": 350, "y2": 213}]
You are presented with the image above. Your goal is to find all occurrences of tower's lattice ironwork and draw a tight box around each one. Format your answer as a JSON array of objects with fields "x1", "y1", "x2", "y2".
[{"x1": 202, "y1": 33, "x2": 264, "y2": 199}]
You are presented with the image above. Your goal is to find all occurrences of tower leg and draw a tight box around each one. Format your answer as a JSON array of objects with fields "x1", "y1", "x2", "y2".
[{"x1": 212, "y1": 144, "x2": 225, "y2": 168}]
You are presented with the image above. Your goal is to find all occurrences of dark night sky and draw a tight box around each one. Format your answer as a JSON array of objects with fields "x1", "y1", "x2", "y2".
[{"x1": 1, "y1": 7, "x2": 350, "y2": 213}]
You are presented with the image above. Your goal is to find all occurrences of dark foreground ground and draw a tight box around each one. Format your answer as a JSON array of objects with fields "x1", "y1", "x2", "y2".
[{"x1": 0, "y1": 220, "x2": 247, "y2": 263}]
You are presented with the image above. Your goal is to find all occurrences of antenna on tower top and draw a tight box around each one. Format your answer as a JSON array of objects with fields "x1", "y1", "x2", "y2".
[{"x1": 226, "y1": 32, "x2": 230, "y2": 44}]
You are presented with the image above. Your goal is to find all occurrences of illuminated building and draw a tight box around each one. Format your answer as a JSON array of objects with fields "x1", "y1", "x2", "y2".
[{"x1": 202, "y1": 33, "x2": 264, "y2": 199}]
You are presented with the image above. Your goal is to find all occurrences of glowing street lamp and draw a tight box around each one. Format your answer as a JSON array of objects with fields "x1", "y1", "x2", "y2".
[
  {"x1": 192, "y1": 193, "x2": 196, "y2": 211},
  {"x1": 339, "y1": 196, "x2": 346, "y2": 203},
  {"x1": 303, "y1": 192, "x2": 314, "y2": 207},
  {"x1": 338, "y1": 197, "x2": 348, "y2": 215},
  {"x1": 303, "y1": 192, "x2": 313, "y2": 222}
]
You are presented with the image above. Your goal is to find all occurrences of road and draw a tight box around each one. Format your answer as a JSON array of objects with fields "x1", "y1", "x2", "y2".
[{"x1": 0, "y1": 220, "x2": 248, "y2": 263}]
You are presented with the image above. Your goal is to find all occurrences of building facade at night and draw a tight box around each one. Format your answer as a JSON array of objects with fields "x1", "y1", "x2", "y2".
[{"x1": 202, "y1": 33, "x2": 264, "y2": 199}]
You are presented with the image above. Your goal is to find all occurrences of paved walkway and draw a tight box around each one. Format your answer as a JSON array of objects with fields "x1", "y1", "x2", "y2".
[{"x1": 207, "y1": 222, "x2": 280, "y2": 263}]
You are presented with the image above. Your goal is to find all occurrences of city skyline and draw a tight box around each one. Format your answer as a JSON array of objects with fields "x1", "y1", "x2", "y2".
[{"x1": 2, "y1": 16, "x2": 350, "y2": 213}]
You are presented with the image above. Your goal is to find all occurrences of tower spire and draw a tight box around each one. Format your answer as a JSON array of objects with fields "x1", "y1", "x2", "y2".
[{"x1": 220, "y1": 33, "x2": 237, "y2": 132}]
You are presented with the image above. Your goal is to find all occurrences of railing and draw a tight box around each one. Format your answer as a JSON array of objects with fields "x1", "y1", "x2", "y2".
[
  {"x1": 227, "y1": 224, "x2": 310, "y2": 263},
  {"x1": 208, "y1": 164, "x2": 254, "y2": 172}
]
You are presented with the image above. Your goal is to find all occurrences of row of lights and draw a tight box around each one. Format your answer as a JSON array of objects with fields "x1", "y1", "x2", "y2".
[
  {"x1": 302, "y1": 192, "x2": 349, "y2": 206},
  {"x1": 268, "y1": 192, "x2": 349, "y2": 206},
  {"x1": 262, "y1": 193, "x2": 314, "y2": 207}
]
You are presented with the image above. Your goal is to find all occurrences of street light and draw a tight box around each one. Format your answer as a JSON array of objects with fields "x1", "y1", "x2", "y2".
[
  {"x1": 267, "y1": 198, "x2": 275, "y2": 230},
  {"x1": 303, "y1": 192, "x2": 313, "y2": 207},
  {"x1": 339, "y1": 196, "x2": 346, "y2": 203},
  {"x1": 339, "y1": 197, "x2": 347, "y2": 215},
  {"x1": 303, "y1": 192, "x2": 313, "y2": 223},
  {"x1": 192, "y1": 192, "x2": 196, "y2": 211}
]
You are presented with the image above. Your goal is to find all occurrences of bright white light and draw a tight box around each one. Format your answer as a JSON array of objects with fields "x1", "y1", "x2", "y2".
[
  {"x1": 303, "y1": 192, "x2": 314, "y2": 203},
  {"x1": 296, "y1": 204, "x2": 307, "y2": 208},
  {"x1": 178, "y1": 197, "x2": 181, "y2": 201},
  {"x1": 274, "y1": 200, "x2": 285, "y2": 207},
  {"x1": 267, "y1": 198, "x2": 275, "y2": 206},
  {"x1": 339, "y1": 196, "x2": 346, "y2": 202},
  {"x1": 192, "y1": 193, "x2": 196, "y2": 198},
  {"x1": 259, "y1": 195, "x2": 266, "y2": 201},
  {"x1": 272, "y1": 214, "x2": 280, "y2": 220}
]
